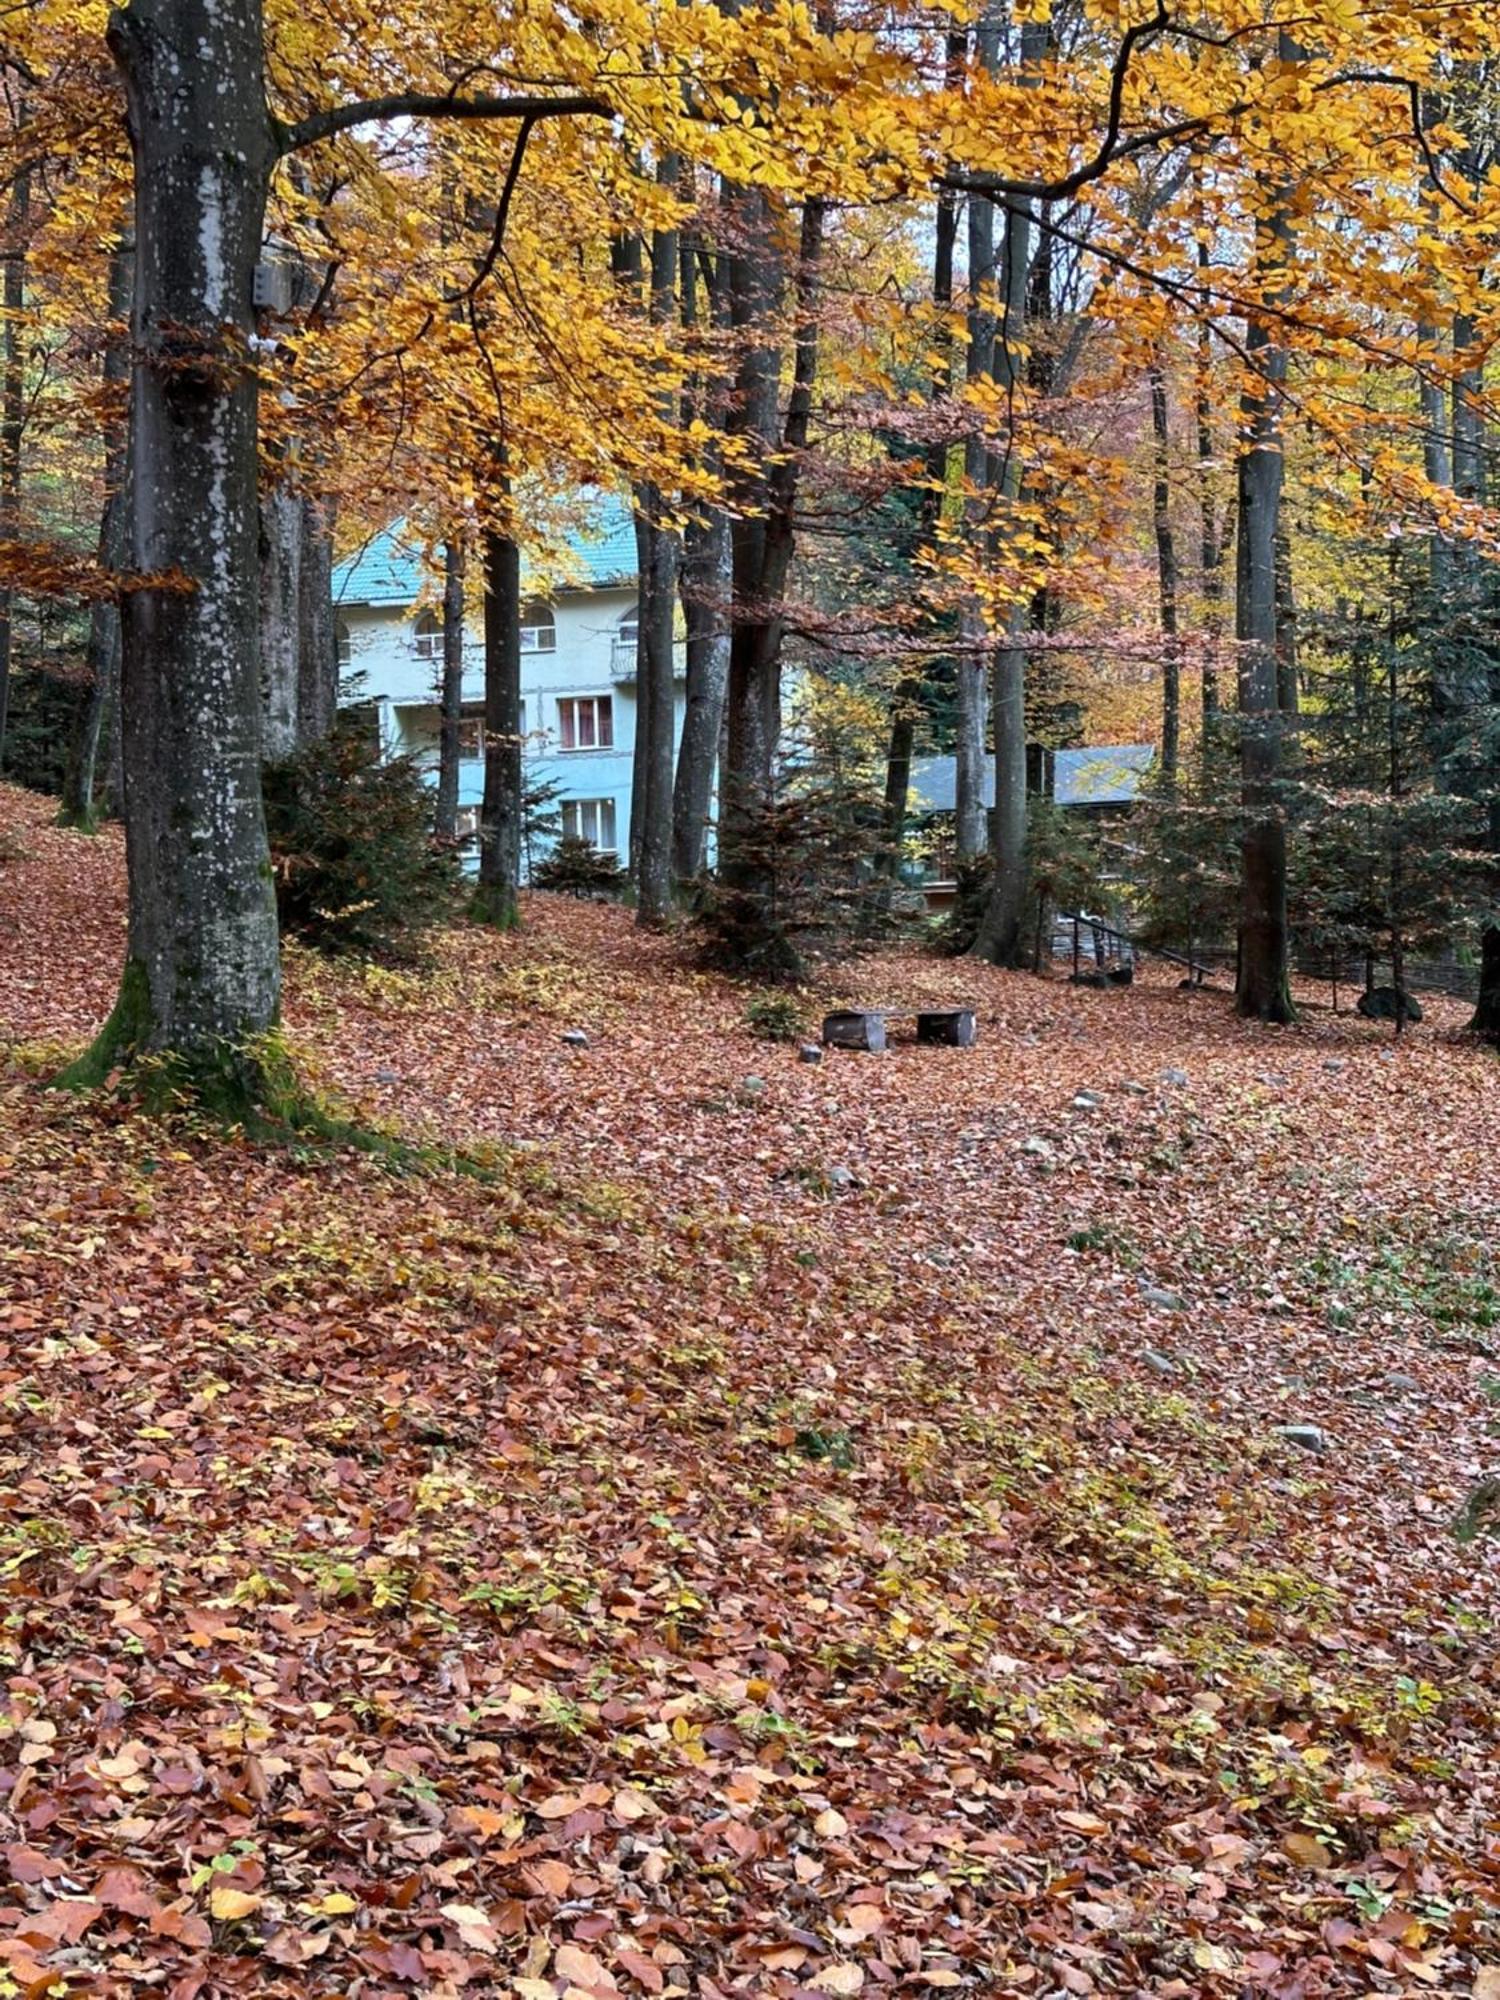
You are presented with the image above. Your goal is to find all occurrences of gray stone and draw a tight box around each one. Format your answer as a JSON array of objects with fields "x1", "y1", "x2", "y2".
[
  {"x1": 373, "y1": 1068, "x2": 400, "y2": 1083},
  {"x1": 1357, "y1": 985, "x2": 1422, "y2": 1024},
  {"x1": 1257, "y1": 1072, "x2": 1287, "y2": 1088},
  {"x1": 827, "y1": 1164, "x2": 856, "y2": 1189},
  {"x1": 1142, "y1": 1348, "x2": 1177, "y2": 1376},
  {"x1": 1020, "y1": 1137, "x2": 1054, "y2": 1160},
  {"x1": 1141, "y1": 1285, "x2": 1184, "y2": 1312},
  {"x1": 561, "y1": 1028, "x2": 590, "y2": 1048},
  {"x1": 1386, "y1": 1372, "x2": 1422, "y2": 1396},
  {"x1": 1277, "y1": 1424, "x2": 1328, "y2": 1453},
  {"x1": 1161, "y1": 1067, "x2": 1189, "y2": 1087},
  {"x1": 1072, "y1": 1091, "x2": 1103, "y2": 1111},
  {"x1": 1120, "y1": 1081, "x2": 1150, "y2": 1096},
  {"x1": 740, "y1": 1075, "x2": 767, "y2": 1096},
  {"x1": 1323, "y1": 1059, "x2": 1345, "y2": 1074},
  {"x1": 797, "y1": 1043, "x2": 823, "y2": 1065}
]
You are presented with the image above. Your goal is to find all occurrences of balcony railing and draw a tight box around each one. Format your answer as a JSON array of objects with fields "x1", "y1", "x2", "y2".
[{"x1": 612, "y1": 637, "x2": 686, "y2": 682}]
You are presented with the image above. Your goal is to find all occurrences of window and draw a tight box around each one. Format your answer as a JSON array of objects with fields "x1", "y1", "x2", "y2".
[
  {"x1": 455, "y1": 806, "x2": 480, "y2": 844},
  {"x1": 335, "y1": 619, "x2": 352, "y2": 668},
  {"x1": 562, "y1": 798, "x2": 617, "y2": 856},
  {"x1": 613, "y1": 606, "x2": 639, "y2": 676},
  {"x1": 414, "y1": 610, "x2": 442, "y2": 661},
  {"x1": 457, "y1": 708, "x2": 484, "y2": 758},
  {"x1": 557, "y1": 695, "x2": 613, "y2": 751},
  {"x1": 520, "y1": 600, "x2": 556, "y2": 653}
]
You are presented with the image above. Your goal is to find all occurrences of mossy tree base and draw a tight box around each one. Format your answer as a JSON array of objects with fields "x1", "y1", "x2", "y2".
[{"x1": 469, "y1": 881, "x2": 521, "y2": 930}]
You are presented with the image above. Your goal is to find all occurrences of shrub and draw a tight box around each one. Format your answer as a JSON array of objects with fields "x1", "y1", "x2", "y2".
[
  {"x1": 262, "y1": 717, "x2": 458, "y2": 961},
  {"x1": 531, "y1": 835, "x2": 625, "y2": 899},
  {"x1": 1, "y1": 665, "x2": 89, "y2": 796},
  {"x1": 745, "y1": 990, "x2": 805, "y2": 1041}
]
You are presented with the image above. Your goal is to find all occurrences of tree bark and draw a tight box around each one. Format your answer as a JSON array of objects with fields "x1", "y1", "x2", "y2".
[
  {"x1": 673, "y1": 502, "x2": 730, "y2": 882},
  {"x1": 434, "y1": 536, "x2": 465, "y2": 839},
  {"x1": 954, "y1": 138, "x2": 996, "y2": 865},
  {"x1": 1233, "y1": 201, "x2": 1294, "y2": 1023},
  {"x1": 472, "y1": 520, "x2": 522, "y2": 928},
  {"x1": 259, "y1": 486, "x2": 302, "y2": 760},
  {"x1": 66, "y1": 0, "x2": 282, "y2": 1087},
  {"x1": 1149, "y1": 359, "x2": 1181, "y2": 788},
  {"x1": 61, "y1": 234, "x2": 132, "y2": 830},
  {"x1": 296, "y1": 494, "x2": 337, "y2": 742},
  {"x1": 1195, "y1": 238, "x2": 1224, "y2": 746},
  {"x1": 0, "y1": 147, "x2": 28, "y2": 773},
  {"x1": 634, "y1": 159, "x2": 679, "y2": 928}
]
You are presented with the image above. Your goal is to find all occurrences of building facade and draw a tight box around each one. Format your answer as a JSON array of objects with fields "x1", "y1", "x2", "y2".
[{"x1": 332, "y1": 493, "x2": 681, "y2": 870}]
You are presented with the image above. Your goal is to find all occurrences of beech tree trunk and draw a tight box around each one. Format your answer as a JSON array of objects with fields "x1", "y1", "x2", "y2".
[
  {"x1": 0, "y1": 151, "x2": 27, "y2": 771},
  {"x1": 61, "y1": 234, "x2": 132, "y2": 830},
  {"x1": 954, "y1": 140, "x2": 996, "y2": 865},
  {"x1": 634, "y1": 167, "x2": 679, "y2": 927},
  {"x1": 473, "y1": 521, "x2": 522, "y2": 928},
  {"x1": 1195, "y1": 237, "x2": 1224, "y2": 745},
  {"x1": 434, "y1": 537, "x2": 465, "y2": 839},
  {"x1": 673, "y1": 503, "x2": 730, "y2": 883},
  {"x1": 259, "y1": 486, "x2": 302, "y2": 760},
  {"x1": 1234, "y1": 208, "x2": 1294, "y2": 1023},
  {"x1": 1150, "y1": 360, "x2": 1181, "y2": 788},
  {"x1": 297, "y1": 494, "x2": 337, "y2": 742},
  {"x1": 69, "y1": 0, "x2": 282, "y2": 1083}
]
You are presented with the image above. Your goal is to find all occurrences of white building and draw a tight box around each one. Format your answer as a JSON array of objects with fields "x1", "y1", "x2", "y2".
[{"x1": 333, "y1": 492, "x2": 682, "y2": 868}]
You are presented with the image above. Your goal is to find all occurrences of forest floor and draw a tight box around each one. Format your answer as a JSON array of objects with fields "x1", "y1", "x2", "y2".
[{"x1": 2, "y1": 778, "x2": 1500, "y2": 2000}]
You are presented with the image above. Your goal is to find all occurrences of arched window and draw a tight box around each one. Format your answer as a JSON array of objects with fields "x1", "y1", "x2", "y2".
[
  {"x1": 520, "y1": 600, "x2": 556, "y2": 654},
  {"x1": 617, "y1": 604, "x2": 639, "y2": 649},
  {"x1": 335, "y1": 619, "x2": 351, "y2": 668},
  {"x1": 413, "y1": 610, "x2": 442, "y2": 661}
]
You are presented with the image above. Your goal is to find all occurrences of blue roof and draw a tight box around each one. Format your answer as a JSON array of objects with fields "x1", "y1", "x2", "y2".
[
  {"x1": 909, "y1": 745, "x2": 1156, "y2": 812},
  {"x1": 333, "y1": 489, "x2": 639, "y2": 608}
]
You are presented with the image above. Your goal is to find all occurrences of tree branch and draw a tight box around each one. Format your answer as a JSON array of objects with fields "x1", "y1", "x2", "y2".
[{"x1": 280, "y1": 91, "x2": 608, "y2": 157}]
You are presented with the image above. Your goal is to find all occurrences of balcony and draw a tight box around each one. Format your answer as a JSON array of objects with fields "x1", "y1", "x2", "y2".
[{"x1": 611, "y1": 636, "x2": 687, "y2": 682}]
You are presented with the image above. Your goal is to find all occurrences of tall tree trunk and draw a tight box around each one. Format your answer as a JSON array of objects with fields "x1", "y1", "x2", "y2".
[
  {"x1": 66, "y1": 0, "x2": 282, "y2": 1087},
  {"x1": 61, "y1": 234, "x2": 132, "y2": 830},
  {"x1": 259, "y1": 486, "x2": 302, "y2": 759},
  {"x1": 0, "y1": 148, "x2": 28, "y2": 773},
  {"x1": 1195, "y1": 238, "x2": 1224, "y2": 747},
  {"x1": 434, "y1": 536, "x2": 465, "y2": 839},
  {"x1": 1149, "y1": 359, "x2": 1181, "y2": 787},
  {"x1": 720, "y1": 193, "x2": 825, "y2": 911},
  {"x1": 634, "y1": 159, "x2": 680, "y2": 928},
  {"x1": 296, "y1": 494, "x2": 337, "y2": 742},
  {"x1": 881, "y1": 29, "x2": 964, "y2": 872},
  {"x1": 1233, "y1": 190, "x2": 1295, "y2": 1023},
  {"x1": 970, "y1": 146, "x2": 1043, "y2": 967},
  {"x1": 472, "y1": 518, "x2": 522, "y2": 928},
  {"x1": 954, "y1": 119, "x2": 997, "y2": 865},
  {"x1": 673, "y1": 503, "x2": 730, "y2": 882}
]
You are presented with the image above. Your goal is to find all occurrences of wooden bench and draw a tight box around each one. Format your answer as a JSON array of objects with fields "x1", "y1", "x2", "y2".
[{"x1": 822, "y1": 1008, "x2": 976, "y2": 1051}]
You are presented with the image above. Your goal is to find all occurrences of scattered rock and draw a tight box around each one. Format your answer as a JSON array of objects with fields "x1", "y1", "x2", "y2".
[
  {"x1": 797, "y1": 1043, "x2": 823, "y2": 1065},
  {"x1": 1140, "y1": 1284, "x2": 1184, "y2": 1312},
  {"x1": 1072, "y1": 1091, "x2": 1103, "y2": 1111},
  {"x1": 1161, "y1": 1067, "x2": 1189, "y2": 1087},
  {"x1": 1277, "y1": 1424, "x2": 1328, "y2": 1453},
  {"x1": 1020, "y1": 1137, "x2": 1054, "y2": 1160},
  {"x1": 1120, "y1": 1080, "x2": 1149, "y2": 1095},
  {"x1": 373, "y1": 1068, "x2": 400, "y2": 1084},
  {"x1": 1142, "y1": 1348, "x2": 1177, "y2": 1376},
  {"x1": 739, "y1": 1075, "x2": 768, "y2": 1098},
  {"x1": 560, "y1": 1028, "x2": 590, "y2": 1048},
  {"x1": 1323, "y1": 1059, "x2": 1345, "y2": 1074},
  {"x1": 827, "y1": 1164, "x2": 856, "y2": 1189},
  {"x1": 1257, "y1": 1072, "x2": 1287, "y2": 1088},
  {"x1": 1386, "y1": 1372, "x2": 1422, "y2": 1396}
]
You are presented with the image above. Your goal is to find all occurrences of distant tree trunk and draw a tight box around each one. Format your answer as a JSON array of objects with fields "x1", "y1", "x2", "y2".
[
  {"x1": 1195, "y1": 238, "x2": 1224, "y2": 746},
  {"x1": 473, "y1": 518, "x2": 522, "y2": 929},
  {"x1": 1149, "y1": 358, "x2": 1181, "y2": 788},
  {"x1": 954, "y1": 124, "x2": 997, "y2": 865},
  {"x1": 296, "y1": 495, "x2": 337, "y2": 742},
  {"x1": 720, "y1": 193, "x2": 825, "y2": 915},
  {"x1": 881, "y1": 30, "x2": 964, "y2": 873},
  {"x1": 673, "y1": 503, "x2": 730, "y2": 882},
  {"x1": 0, "y1": 150, "x2": 29, "y2": 773},
  {"x1": 1234, "y1": 198, "x2": 1295, "y2": 1023},
  {"x1": 61, "y1": 235, "x2": 132, "y2": 830},
  {"x1": 671, "y1": 222, "x2": 731, "y2": 886},
  {"x1": 259, "y1": 487, "x2": 302, "y2": 760},
  {"x1": 64, "y1": 0, "x2": 283, "y2": 1087},
  {"x1": 1453, "y1": 304, "x2": 1500, "y2": 1040},
  {"x1": 434, "y1": 536, "x2": 465, "y2": 839},
  {"x1": 634, "y1": 162, "x2": 679, "y2": 928}
]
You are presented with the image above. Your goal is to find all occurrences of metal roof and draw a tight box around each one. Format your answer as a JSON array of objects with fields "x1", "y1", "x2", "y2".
[
  {"x1": 908, "y1": 745, "x2": 1156, "y2": 812},
  {"x1": 333, "y1": 489, "x2": 639, "y2": 608}
]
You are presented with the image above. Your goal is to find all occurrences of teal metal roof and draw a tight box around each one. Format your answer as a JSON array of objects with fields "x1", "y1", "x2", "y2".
[{"x1": 333, "y1": 489, "x2": 639, "y2": 608}]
